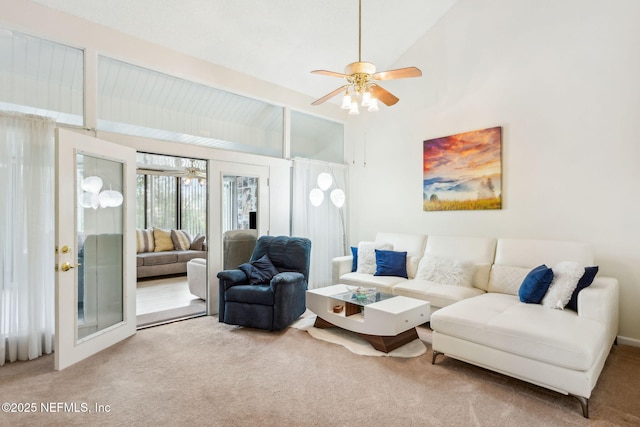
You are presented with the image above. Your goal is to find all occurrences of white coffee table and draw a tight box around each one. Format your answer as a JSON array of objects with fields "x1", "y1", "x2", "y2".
[{"x1": 306, "y1": 284, "x2": 430, "y2": 353}]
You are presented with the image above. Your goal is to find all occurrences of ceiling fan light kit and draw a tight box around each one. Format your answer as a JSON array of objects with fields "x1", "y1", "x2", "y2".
[{"x1": 311, "y1": 0, "x2": 422, "y2": 114}]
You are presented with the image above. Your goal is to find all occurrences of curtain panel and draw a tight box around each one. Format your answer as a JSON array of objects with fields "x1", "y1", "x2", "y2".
[
  {"x1": 0, "y1": 111, "x2": 55, "y2": 366},
  {"x1": 292, "y1": 158, "x2": 348, "y2": 289}
]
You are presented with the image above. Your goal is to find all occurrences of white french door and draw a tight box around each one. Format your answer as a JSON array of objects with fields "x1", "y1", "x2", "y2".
[
  {"x1": 208, "y1": 161, "x2": 269, "y2": 314},
  {"x1": 55, "y1": 128, "x2": 136, "y2": 370}
]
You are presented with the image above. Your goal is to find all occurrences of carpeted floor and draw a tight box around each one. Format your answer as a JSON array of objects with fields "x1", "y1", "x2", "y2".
[{"x1": 1, "y1": 315, "x2": 639, "y2": 426}]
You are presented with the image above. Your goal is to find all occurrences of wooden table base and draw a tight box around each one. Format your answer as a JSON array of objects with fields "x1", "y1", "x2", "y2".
[{"x1": 313, "y1": 316, "x2": 419, "y2": 353}]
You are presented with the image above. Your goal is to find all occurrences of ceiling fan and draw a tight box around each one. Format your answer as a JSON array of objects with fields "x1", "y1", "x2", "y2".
[
  {"x1": 310, "y1": 0, "x2": 422, "y2": 114},
  {"x1": 137, "y1": 164, "x2": 206, "y2": 185}
]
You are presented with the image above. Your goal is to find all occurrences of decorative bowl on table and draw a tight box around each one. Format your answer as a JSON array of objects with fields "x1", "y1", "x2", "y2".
[{"x1": 345, "y1": 286, "x2": 377, "y2": 300}]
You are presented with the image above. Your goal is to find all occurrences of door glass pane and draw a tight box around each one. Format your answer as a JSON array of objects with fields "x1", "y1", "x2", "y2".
[
  {"x1": 76, "y1": 154, "x2": 124, "y2": 340},
  {"x1": 222, "y1": 175, "x2": 258, "y2": 232}
]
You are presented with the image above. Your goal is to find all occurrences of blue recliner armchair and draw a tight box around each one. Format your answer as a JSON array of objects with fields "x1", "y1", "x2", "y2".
[{"x1": 217, "y1": 235, "x2": 311, "y2": 331}]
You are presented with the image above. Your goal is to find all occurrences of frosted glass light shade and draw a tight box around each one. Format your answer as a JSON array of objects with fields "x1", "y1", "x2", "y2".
[
  {"x1": 341, "y1": 94, "x2": 352, "y2": 109},
  {"x1": 330, "y1": 189, "x2": 345, "y2": 208},
  {"x1": 317, "y1": 172, "x2": 333, "y2": 191},
  {"x1": 98, "y1": 190, "x2": 124, "y2": 208},
  {"x1": 80, "y1": 191, "x2": 99, "y2": 209},
  {"x1": 81, "y1": 176, "x2": 103, "y2": 194},
  {"x1": 361, "y1": 91, "x2": 371, "y2": 107},
  {"x1": 348, "y1": 101, "x2": 359, "y2": 115},
  {"x1": 309, "y1": 188, "x2": 324, "y2": 207},
  {"x1": 368, "y1": 98, "x2": 379, "y2": 112}
]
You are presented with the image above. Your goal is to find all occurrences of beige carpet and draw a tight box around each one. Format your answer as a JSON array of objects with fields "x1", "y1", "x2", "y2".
[{"x1": 1, "y1": 316, "x2": 639, "y2": 426}]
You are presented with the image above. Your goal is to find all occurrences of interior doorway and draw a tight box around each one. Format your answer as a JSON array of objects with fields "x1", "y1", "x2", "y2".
[{"x1": 135, "y1": 152, "x2": 208, "y2": 328}]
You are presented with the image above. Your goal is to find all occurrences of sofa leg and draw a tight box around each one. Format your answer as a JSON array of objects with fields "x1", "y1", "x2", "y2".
[
  {"x1": 432, "y1": 350, "x2": 444, "y2": 364},
  {"x1": 570, "y1": 394, "x2": 589, "y2": 418}
]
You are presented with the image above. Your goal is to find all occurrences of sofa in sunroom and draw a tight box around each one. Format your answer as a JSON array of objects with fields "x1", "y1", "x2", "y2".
[{"x1": 136, "y1": 228, "x2": 206, "y2": 279}]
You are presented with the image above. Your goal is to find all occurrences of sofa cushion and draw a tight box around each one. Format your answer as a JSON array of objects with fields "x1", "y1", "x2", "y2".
[
  {"x1": 488, "y1": 265, "x2": 530, "y2": 295},
  {"x1": 238, "y1": 254, "x2": 280, "y2": 285},
  {"x1": 171, "y1": 229, "x2": 191, "y2": 251},
  {"x1": 136, "y1": 256, "x2": 143, "y2": 267},
  {"x1": 518, "y1": 264, "x2": 554, "y2": 304},
  {"x1": 566, "y1": 266, "x2": 599, "y2": 311},
  {"x1": 356, "y1": 241, "x2": 393, "y2": 275},
  {"x1": 393, "y1": 279, "x2": 485, "y2": 309},
  {"x1": 542, "y1": 261, "x2": 584, "y2": 310},
  {"x1": 430, "y1": 293, "x2": 606, "y2": 371},
  {"x1": 190, "y1": 234, "x2": 206, "y2": 251},
  {"x1": 423, "y1": 236, "x2": 497, "y2": 290},
  {"x1": 139, "y1": 252, "x2": 178, "y2": 266},
  {"x1": 494, "y1": 238, "x2": 594, "y2": 269},
  {"x1": 375, "y1": 232, "x2": 427, "y2": 257},
  {"x1": 415, "y1": 255, "x2": 475, "y2": 287},
  {"x1": 374, "y1": 249, "x2": 408, "y2": 278},
  {"x1": 153, "y1": 227, "x2": 175, "y2": 252},
  {"x1": 351, "y1": 246, "x2": 358, "y2": 272},
  {"x1": 176, "y1": 250, "x2": 206, "y2": 263},
  {"x1": 136, "y1": 228, "x2": 155, "y2": 253}
]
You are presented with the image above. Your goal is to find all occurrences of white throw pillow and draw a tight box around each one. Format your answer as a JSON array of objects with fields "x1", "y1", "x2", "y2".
[
  {"x1": 356, "y1": 241, "x2": 393, "y2": 275},
  {"x1": 415, "y1": 255, "x2": 475, "y2": 287},
  {"x1": 542, "y1": 261, "x2": 584, "y2": 310}
]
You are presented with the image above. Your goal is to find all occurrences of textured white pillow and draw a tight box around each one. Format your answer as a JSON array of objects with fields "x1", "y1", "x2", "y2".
[
  {"x1": 415, "y1": 255, "x2": 475, "y2": 287},
  {"x1": 356, "y1": 241, "x2": 393, "y2": 275},
  {"x1": 542, "y1": 261, "x2": 584, "y2": 310}
]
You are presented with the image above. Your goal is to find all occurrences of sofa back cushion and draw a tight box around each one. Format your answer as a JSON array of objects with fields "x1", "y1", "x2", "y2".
[
  {"x1": 375, "y1": 232, "x2": 427, "y2": 257},
  {"x1": 488, "y1": 265, "x2": 531, "y2": 295},
  {"x1": 136, "y1": 229, "x2": 155, "y2": 253},
  {"x1": 494, "y1": 238, "x2": 594, "y2": 268},
  {"x1": 423, "y1": 236, "x2": 497, "y2": 290}
]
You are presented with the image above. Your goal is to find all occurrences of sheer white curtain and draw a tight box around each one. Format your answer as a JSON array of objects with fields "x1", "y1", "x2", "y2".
[
  {"x1": 292, "y1": 158, "x2": 348, "y2": 289},
  {"x1": 1, "y1": 112, "x2": 55, "y2": 366}
]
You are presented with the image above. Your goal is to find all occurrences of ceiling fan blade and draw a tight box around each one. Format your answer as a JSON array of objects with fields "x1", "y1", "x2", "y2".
[
  {"x1": 311, "y1": 70, "x2": 351, "y2": 79},
  {"x1": 370, "y1": 84, "x2": 399, "y2": 106},
  {"x1": 311, "y1": 85, "x2": 349, "y2": 106},
  {"x1": 373, "y1": 66, "x2": 422, "y2": 81}
]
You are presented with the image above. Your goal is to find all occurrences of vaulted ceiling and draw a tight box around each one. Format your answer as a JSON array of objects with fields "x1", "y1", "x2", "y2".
[{"x1": 31, "y1": 0, "x2": 457, "y2": 101}]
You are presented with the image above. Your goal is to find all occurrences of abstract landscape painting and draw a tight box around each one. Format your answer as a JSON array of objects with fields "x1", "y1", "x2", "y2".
[{"x1": 423, "y1": 126, "x2": 502, "y2": 211}]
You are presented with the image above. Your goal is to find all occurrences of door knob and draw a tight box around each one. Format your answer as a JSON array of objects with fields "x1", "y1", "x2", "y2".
[{"x1": 60, "y1": 262, "x2": 81, "y2": 272}]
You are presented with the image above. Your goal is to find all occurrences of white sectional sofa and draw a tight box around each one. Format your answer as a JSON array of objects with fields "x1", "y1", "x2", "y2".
[{"x1": 331, "y1": 232, "x2": 619, "y2": 418}]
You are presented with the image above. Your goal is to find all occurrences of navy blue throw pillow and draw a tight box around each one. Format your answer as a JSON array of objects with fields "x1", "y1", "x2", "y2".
[
  {"x1": 565, "y1": 266, "x2": 599, "y2": 311},
  {"x1": 374, "y1": 249, "x2": 408, "y2": 278},
  {"x1": 238, "y1": 254, "x2": 280, "y2": 285},
  {"x1": 518, "y1": 264, "x2": 554, "y2": 304},
  {"x1": 351, "y1": 246, "x2": 358, "y2": 272}
]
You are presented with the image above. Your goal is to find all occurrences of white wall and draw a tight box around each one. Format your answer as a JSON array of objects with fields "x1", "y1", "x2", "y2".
[{"x1": 347, "y1": 0, "x2": 640, "y2": 343}]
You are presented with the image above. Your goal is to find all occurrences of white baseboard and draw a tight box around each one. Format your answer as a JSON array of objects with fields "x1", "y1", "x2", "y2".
[{"x1": 617, "y1": 335, "x2": 640, "y2": 348}]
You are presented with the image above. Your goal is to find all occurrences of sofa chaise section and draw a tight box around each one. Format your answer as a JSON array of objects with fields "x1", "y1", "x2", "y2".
[{"x1": 430, "y1": 238, "x2": 619, "y2": 418}]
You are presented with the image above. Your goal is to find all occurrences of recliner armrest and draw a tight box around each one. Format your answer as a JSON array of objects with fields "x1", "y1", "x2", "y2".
[
  {"x1": 270, "y1": 272, "x2": 305, "y2": 291},
  {"x1": 217, "y1": 269, "x2": 249, "y2": 290}
]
